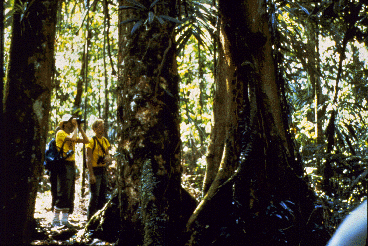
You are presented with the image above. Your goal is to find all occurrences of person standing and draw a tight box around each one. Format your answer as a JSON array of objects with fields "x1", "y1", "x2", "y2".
[
  {"x1": 52, "y1": 114, "x2": 89, "y2": 227},
  {"x1": 86, "y1": 119, "x2": 111, "y2": 220},
  {"x1": 49, "y1": 126, "x2": 61, "y2": 212}
]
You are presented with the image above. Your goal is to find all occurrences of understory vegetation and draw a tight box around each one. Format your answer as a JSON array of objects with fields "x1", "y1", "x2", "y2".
[{"x1": 2, "y1": 0, "x2": 367, "y2": 245}]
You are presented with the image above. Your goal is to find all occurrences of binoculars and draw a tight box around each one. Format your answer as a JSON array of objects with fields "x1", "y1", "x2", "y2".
[{"x1": 75, "y1": 118, "x2": 85, "y2": 125}]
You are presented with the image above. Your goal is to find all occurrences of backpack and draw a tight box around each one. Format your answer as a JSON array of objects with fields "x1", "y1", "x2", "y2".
[{"x1": 44, "y1": 138, "x2": 74, "y2": 172}]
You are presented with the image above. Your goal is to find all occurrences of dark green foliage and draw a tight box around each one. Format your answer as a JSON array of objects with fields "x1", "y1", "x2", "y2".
[
  {"x1": 176, "y1": 0, "x2": 217, "y2": 55},
  {"x1": 275, "y1": 0, "x2": 368, "y2": 233},
  {"x1": 119, "y1": 0, "x2": 182, "y2": 34},
  {"x1": 3, "y1": 0, "x2": 368, "y2": 245}
]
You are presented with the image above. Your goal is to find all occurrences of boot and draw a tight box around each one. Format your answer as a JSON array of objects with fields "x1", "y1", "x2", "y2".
[
  {"x1": 52, "y1": 208, "x2": 61, "y2": 227},
  {"x1": 61, "y1": 211, "x2": 74, "y2": 228}
]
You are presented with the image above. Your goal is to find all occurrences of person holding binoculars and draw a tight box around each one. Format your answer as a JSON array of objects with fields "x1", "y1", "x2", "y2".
[
  {"x1": 86, "y1": 119, "x2": 111, "y2": 220},
  {"x1": 52, "y1": 114, "x2": 89, "y2": 227}
]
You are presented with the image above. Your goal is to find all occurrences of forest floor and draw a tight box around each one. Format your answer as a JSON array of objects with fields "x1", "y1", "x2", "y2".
[
  {"x1": 31, "y1": 173, "x2": 115, "y2": 245},
  {"x1": 30, "y1": 169, "x2": 201, "y2": 245}
]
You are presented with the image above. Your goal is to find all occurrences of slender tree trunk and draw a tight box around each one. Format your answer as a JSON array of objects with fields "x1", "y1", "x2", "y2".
[
  {"x1": 1, "y1": 0, "x2": 58, "y2": 244},
  {"x1": 117, "y1": 1, "x2": 196, "y2": 245},
  {"x1": 307, "y1": 20, "x2": 323, "y2": 171},
  {"x1": 74, "y1": 44, "x2": 87, "y2": 111},
  {"x1": 80, "y1": 0, "x2": 92, "y2": 198},
  {"x1": 103, "y1": 0, "x2": 110, "y2": 137},
  {"x1": 74, "y1": 1, "x2": 94, "y2": 112},
  {"x1": 315, "y1": 25, "x2": 323, "y2": 147},
  {"x1": 198, "y1": 39, "x2": 204, "y2": 118}
]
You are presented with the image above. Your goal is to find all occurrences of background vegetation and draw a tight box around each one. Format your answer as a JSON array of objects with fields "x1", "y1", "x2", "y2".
[{"x1": 2, "y1": 0, "x2": 367, "y2": 244}]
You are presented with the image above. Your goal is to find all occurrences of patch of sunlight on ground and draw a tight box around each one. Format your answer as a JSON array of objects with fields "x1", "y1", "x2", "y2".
[{"x1": 35, "y1": 175, "x2": 90, "y2": 227}]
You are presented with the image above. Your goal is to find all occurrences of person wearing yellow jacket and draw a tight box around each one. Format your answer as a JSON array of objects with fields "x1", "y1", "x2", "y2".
[
  {"x1": 52, "y1": 114, "x2": 89, "y2": 227},
  {"x1": 86, "y1": 119, "x2": 111, "y2": 220}
]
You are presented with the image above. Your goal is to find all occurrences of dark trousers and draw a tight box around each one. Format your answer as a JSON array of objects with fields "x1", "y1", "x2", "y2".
[
  {"x1": 87, "y1": 167, "x2": 107, "y2": 220},
  {"x1": 49, "y1": 170, "x2": 57, "y2": 210},
  {"x1": 55, "y1": 161, "x2": 76, "y2": 213}
]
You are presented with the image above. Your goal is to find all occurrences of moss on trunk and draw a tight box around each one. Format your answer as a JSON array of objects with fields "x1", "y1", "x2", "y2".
[{"x1": 115, "y1": 1, "x2": 197, "y2": 245}]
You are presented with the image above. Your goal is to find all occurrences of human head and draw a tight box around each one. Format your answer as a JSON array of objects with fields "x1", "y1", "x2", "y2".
[
  {"x1": 59, "y1": 114, "x2": 73, "y2": 129},
  {"x1": 92, "y1": 119, "x2": 104, "y2": 132}
]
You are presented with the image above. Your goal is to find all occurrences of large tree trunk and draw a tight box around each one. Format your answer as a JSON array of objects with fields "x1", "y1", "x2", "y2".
[
  {"x1": 0, "y1": 0, "x2": 58, "y2": 244},
  {"x1": 192, "y1": 20, "x2": 242, "y2": 228},
  {"x1": 203, "y1": 23, "x2": 235, "y2": 195},
  {"x1": 115, "y1": 1, "x2": 196, "y2": 245},
  {"x1": 186, "y1": 0, "x2": 327, "y2": 245}
]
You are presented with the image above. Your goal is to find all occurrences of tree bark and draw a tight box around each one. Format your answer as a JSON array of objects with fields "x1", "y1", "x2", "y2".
[
  {"x1": 203, "y1": 45, "x2": 228, "y2": 195},
  {"x1": 186, "y1": 0, "x2": 324, "y2": 245},
  {"x1": 116, "y1": 1, "x2": 196, "y2": 245},
  {"x1": 203, "y1": 18, "x2": 237, "y2": 195},
  {"x1": 1, "y1": 0, "x2": 58, "y2": 244}
]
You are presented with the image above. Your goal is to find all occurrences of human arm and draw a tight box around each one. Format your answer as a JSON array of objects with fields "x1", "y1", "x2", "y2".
[
  {"x1": 77, "y1": 123, "x2": 89, "y2": 144},
  {"x1": 86, "y1": 146, "x2": 96, "y2": 184},
  {"x1": 103, "y1": 139, "x2": 112, "y2": 165},
  {"x1": 103, "y1": 150, "x2": 112, "y2": 166}
]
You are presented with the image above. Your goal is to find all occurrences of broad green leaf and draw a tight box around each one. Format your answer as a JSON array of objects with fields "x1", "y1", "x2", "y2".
[
  {"x1": 131, "y1": 19, "x2": 144, "y2": 35},
  {"x1": 148, "y1": 11, "x2": 154, "y2": 24},
  {"x1": 126, "y1": 0, "x2": 147, "y2": 10},
  {"x1": 149, "y1": 0, "x2": 161, "y2": 9},
  {"x1": 119, "y1": 6, "x2": 141, "y2": 10},
  {"x1": 121, "y1": 18, "x2": 140, "y2": 25},
  {"x1": 159, "y1": 15, "x2": 183, "y2": 24},
  {"x1": 156, "y1": 16, "x2": 165, "y2": 25}
]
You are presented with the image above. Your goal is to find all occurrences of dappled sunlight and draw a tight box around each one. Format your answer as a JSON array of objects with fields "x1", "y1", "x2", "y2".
[
  {"x1": 3, "y1": 0, "x2": 368, "y2": 244},
  {"x1": 35, "y1": 175, "x2": 89, "y2": 227}
]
